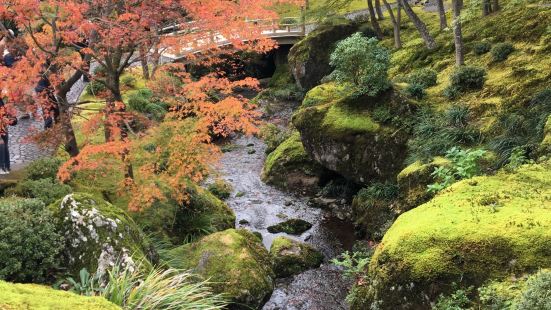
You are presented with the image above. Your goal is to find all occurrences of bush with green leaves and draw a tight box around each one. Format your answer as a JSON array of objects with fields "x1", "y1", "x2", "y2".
[
  {"x1": 121, "y1": 75, "x2": 137, "y2": 88},
  {"x1": 329, "y1": 32, "x2": 390, "y2": 96},
  {"x1": 127, "y1": 89, "x2": 168, "y2": 121},
  {"x1": 24, "y1": 157, "x2": 63, "y2": 180},
  {"x1": 516, "y1": 270, "x2": 551, "y2": 310},
  {"x1": 444, "y1": 66, "x2": 487, "y2": 99},
  {"x1": 0, "y1": 198, "x2": 63, "y2": 283},
  {"x1": 331, "y1": 248, "x2": 373, "y2": 280},
  {"x1": 85, "y1": 80, "x2": 107, "y2": 95},
  {"x1": 428, "y1": 147, "x2": 486, "y2": 194},
  {"x1": 406, "y1": 83, "x2": 426, "y2": 99},
  {"x1": 407, "y1": 68, "x2": 437, "y2": 88},
  {"x1": 491, "y1": 42, "x2": 514, "y2": 62},
  {"x1": 473, "y1": 41, "x2": 492, "y2": 55},
  {"x1": 8, "y1": 178, "x2": 72, "y2": 205},
  {"x1": 433, "y1": 287, "x2": 473, "y2": 310}
]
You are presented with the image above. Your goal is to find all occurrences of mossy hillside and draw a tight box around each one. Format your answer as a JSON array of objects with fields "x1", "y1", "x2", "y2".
[
  {"x1": 270, "y1": 236, "x2": 323, "y2": 278},
  {"x1": 352, "y1": 161, "x2": 551, "y2": 309},
  {"x1": 134, "y1": 182, "x2": 235, "y2": 245},
  {"x1": 0, "y1": 281, "x2": 120, "y2": 310},
  {"x1": 167, "y1": 229, "x2": 274, "y2": 309},
  {"x1": 288, "y1": 19, "x2": 359, "y2": 91},
  {"x1": 262, "y1": 131, "x2": 325, "y2": 191},
  {"x1": 293, "y1": 85, "x2": 415, "y2": 184},
  {"x1": 48, "y1": 193, "x2": 155, "y2": 275}
]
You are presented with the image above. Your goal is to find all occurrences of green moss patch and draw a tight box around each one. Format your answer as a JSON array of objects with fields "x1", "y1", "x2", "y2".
[
  {"x1": 167, "y1": 229, "x2": 274, "y2": 309},
  {"x1": 0, "y1": 281, "x2": 119, "y2": 310},
  {"x1": 267, "y1": 219, "x2": 313, "y2": 235},
  {"x1": 353, "y1": 161, "x2": 551, "y2": 308},
  {"x1": 270, "y1": 236, "x2": 323, "y2": 278}
]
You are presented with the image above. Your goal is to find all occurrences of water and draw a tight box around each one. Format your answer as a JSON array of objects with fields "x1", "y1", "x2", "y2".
[{"x1": 217, "y1": 101, "x2": 356, "y2": 309}]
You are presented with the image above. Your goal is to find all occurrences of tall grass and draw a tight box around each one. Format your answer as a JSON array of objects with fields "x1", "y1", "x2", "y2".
[{"x1": 99, "y1": 262, "x2": 227, "y2": 310}]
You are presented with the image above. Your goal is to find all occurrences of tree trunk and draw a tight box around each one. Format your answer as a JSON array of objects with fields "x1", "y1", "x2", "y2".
[
  {"x1": 452, "y1": 0, "x2": 464, "y2": 66},
  {"x1": 482, "y1": 0, "x2": 491, "y2": 16},
  {"x1": 400, "y1": 0, "x2": 437, "y2": 49},
  {"x1": 437, "y1": 0, "x2": 447, "y2": 30},
  {"x1": 492, "y1": 0, "x2": 499, "y2": 11},
  {"x1": 57, "y1": 96, "x2": 79, "y2": 157},
  {"x1": 367, "y1": 0, "x2": 383, "y2": 39},
  {"x1": 375, "y1": 0, "x2": 385, "y2": 20},
  {"x1": 383, "y1": 0, "x2": 401, "y2": 48},
  {"x1": 139, "y1": 47, "x2": 150, "y2": 80}
]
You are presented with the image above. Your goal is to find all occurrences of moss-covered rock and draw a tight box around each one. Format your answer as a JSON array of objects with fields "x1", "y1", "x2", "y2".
[
  {"x1": 397, "y1": 157, "x2": 451, "y2": 208},
  {"x1": 133, "y1": 182, "x2": 235, "y2": 244},
  {"x1": 351, "y1": 161, "x2": 551, "y2": 309},
  {"x1": 270, "y1": 236, "x2": 323, "y2": 278},
  {"x1": 0, "y1": 281, "x2": 119, "y2": 309},
  {"x1": 538, "y1": 115, "x2": 551, "y2": 155},
  {"x1": 48, "y1": 193, "x2": 156, "y2": 276},
  {"x1": 267, "y1": 219, "x2": 313, "y2": 235},
  {"x1": 293, "y1": 84, "x2": 415, "y2": 185},
  {"x1": 167, "y1": 229, "x2": 274, "y2": 309},
  {"x1": 288, "y1": 19, "x2": 358, "y2": 91},
  {"x1": 262, "y1": 131, "x2": 325, "y2": 193}
]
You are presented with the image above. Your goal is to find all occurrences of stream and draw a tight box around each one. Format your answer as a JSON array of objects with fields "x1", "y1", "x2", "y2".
[{"x1": 218, "y1": 100, "x2": 356, "y2": 310}]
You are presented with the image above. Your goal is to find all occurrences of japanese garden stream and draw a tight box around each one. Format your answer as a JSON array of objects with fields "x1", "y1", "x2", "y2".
[{"x1": 218, "y1": 100, "x2": 356, "y2": 310}]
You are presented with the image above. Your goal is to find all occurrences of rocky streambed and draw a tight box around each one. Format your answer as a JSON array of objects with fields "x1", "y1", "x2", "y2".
[{"x1": 218, "y1": 121, "x2": 356, "y2": 309}]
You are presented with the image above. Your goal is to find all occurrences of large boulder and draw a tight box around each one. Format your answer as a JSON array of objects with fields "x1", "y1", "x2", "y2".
[
  {"x1": 48, "y1": 193, "x2": 156, "y2": 275},
  {"x1": 293, "y1": 83, "x2": 415, "y2": 185},
  {"x1": 396, "y1": 157, "x2": 450, "y2": 208},
  {"x1": 350, "y1": 161, "x2": 551, "y2": 309},
  {"x1": 167, "y1": 229, "x2": 274, "y2": 309},
  {"x1": 288, "y1": 19, "x2": 358, "y2": 91},
  {"x1": 0, "y1": 280, "x2": 119, "y2": 309},
  {"x1": 133, "y1": 182, "x2": 235, "y2": 244},
  {"x1": 262, "y1": 131, "x2": 325, "y2": 193},
  {"x1": 270, "y1": 236, "x2": 323, "y2": 278}
]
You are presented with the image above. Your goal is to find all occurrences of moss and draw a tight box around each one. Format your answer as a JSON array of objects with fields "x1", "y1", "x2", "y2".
[
  {"x1": 0, "y1": 281, "x2": 119, "y2": 309},
  {"x1": 167, "y1": 229, "x2": 274, "y2": 309},
  {"x1": 48, "y1": 193, "x2": 155, "y2": 275},
  {"x1": 207, "y1": 179, "x2": 233, "y2": 200},
  {"x1": 322, "y1": 103, "x2": 380, "y2": 136},
  {"x1": 397, "y1": 157, "x2": 451, "y2": 208},
  {"x1": 270, "y1": 236, "x2": 323, "y2": 278},
  {"x1": 267, "y1": 219, "x2": 313, "y2": 235},
  {"x1": 539, "y1": 115, "x2": 551, "y2": 154},
  {"x1": 262, "y1": 131, "x2": 324, "y2": 191},
  {"x1": 301, "y1": 82, "x2": 350, "y2": 107},
  {"x1": 353, "y1": 161, "x2": 551, "y2": 309}
]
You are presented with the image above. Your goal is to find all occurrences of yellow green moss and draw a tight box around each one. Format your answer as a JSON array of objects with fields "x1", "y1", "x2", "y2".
[
  {"x1": 355, "y1": 161, "x2": 551, "y2": 308},
  {"x1": 301, "y1": 82, "x2": 350, "y2": 107},
  {"x1": 166, "y1": 229, "x2": 274, "y2": 309},
  {"x1": 270, "y1": 236, "x2": 323, "y2": 278},
  {"x1": 0, "y1": 281, "x2": 119, "y2": 310}
]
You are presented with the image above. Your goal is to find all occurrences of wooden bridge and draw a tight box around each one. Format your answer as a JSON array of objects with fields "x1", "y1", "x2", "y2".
[{"x1": 160, "y1": 18, "x2": 307, "y2": 63}]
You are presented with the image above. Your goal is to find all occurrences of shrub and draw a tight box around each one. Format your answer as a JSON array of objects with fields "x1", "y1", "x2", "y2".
[
  {"x1": 8, "y1": 178, "x2": 72, "y2": 205},
  {"x1": 473, "y1": 41, "x2": 492, "y2": 55},
  {"x1": 433, "y1": 287, "x2": 473, "y2": 310},
  {"x1": 85, "y1": 80, "x2": 106, "y2": 95},
  {"x1": 121, "y1": 75, "x2": 137, "y2": 88},
  {"x1": 24, "y1": 157, "x2": 63, "y2": 180},
  {"x1": 329, "y1": 32, "x2": 390, "y2": 96},
  {"x1": 100, "y1": 262, "x2": 227, "y2": 309},
  {"x1": 0, "y1": 198, "x2": 63, "y2": 283},
  {"x1": 491, "y1": 42, "x2": 514, "y2": 62},
  {"x1": 428, "y1": 147, "x2": 486, "y2": 193},
  {"x1": 406, "y1": 83, "x2": 426, "y2": 99},
  {"x1": 259, "y1": 123, "x2": 292, "y2": 154},
  {"x1": 444, "y1": 66, "x2": 487, "y2": 99},
  {"x1": 207, "y1": 179, "x2": 233, "y2": 200},
  {"x1": 407, "y1": 68, "x2": 438, "y2": 88},
  {"x1": 516, "y1": 270, "x2": 551, "y2": 310},
  {"x1": 127, "y1": 89, "x2": 167, "y2": 121},
  {"x1": 331, "y1": 249, "x2": 373, "y2": 280}
]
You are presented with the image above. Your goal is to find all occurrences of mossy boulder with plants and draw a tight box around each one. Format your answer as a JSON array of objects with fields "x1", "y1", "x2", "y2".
[
  {"x1": 269, "y1": 236, "x2": 323, "y2": 278},
  {"x1": 0, "y1": 281, "x2": 120, "y2": 309},
  {"x1": 167, "y1": 229, "x2": 274, "y2": 309},
  {"x1": 48, "y1": 193, "x2": 156, "y2": 276},
  {"x1": 293, "y1": 84, "x2": 415, "y2": 184},
  {"x1": 397, "y1": 157, "x2": 451, "y2": 208},
  {"x1": 350, "y1": 161, "x2": 551, "y2": 309},
  {"x1": 288, "y1": 19, "x2": 359, "y2": 91},
  {"x1": 262, "y1": 131, "x2": 325, "y2": 193},
  {"x1": 267, "y1": 218, "x2": 313, "y2": 235},
  {"x1": 133, "y1": 182, "x2": 235, "y2": 245}
]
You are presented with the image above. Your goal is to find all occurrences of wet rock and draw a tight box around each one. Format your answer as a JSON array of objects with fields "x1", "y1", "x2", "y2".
[
  {"x1": 167, "y1": 229, "x2": 274, "y2": 310},
  {"x1": 284, "y1": 200, "x2": 293, "y2": 206},
  {"x1": 248, "y1": 149, "x2": 257, "y2": 155},
  {"x1": 308, "y1": 197, "x2": 337, "y2": 209},
  {"x1": 267, "y1": 219, "x2": 313, "y2": 235},
  {"x1": 270, "y1": 236, "x2": 323, "y2": 278},
  {"x1": 239, "y1": 219, "x2": 250, "y2": 225},
  {"x1": 48, "y1": 193, "x2": 156, "y2": 276}
]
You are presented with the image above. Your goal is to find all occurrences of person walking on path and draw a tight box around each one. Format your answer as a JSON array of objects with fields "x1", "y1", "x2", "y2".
[{"x1": 0, "y1": 98, "x2": 17, "y2": 174}]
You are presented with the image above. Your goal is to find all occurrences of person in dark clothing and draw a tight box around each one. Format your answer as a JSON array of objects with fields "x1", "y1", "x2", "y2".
[{"x1": 0, "y1": 98, "x2": 17, "y2": 174}]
